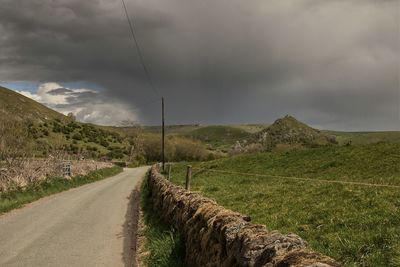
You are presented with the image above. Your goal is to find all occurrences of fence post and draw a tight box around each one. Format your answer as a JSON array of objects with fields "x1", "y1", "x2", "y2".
[
  {"x1": 185, "y1": 165, "x2": 192, "y2": 190},
  {"x1": 168, "y1": 164, "x2": 172, "y2": 180}
]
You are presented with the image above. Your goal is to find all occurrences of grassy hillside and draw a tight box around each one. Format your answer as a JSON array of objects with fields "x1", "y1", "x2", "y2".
[
  {"x1": 0, "y1": 86, "x2": 68, "y2": 122},
  {"x1": 231, "y1": 123, "x2": 270, "y2": 133},
  {"x1": 142, "y1": 120, "x2": 400, "y2": 153},
  {"x1": 184, "y1": 125, "x2": 251, "y2": 150},
  {"x1": 142, "y1": 124, "x2": 268, "y2": 152},
  {"x1": 0, "y1": 86, "x2": 216, "y2": 163},
  {"x1": 169, "y1": 143, "x2": 400, "y2": 266},
  {"x1": 325, "y1": 130, "x2": 400, "y2": 145},
  {"x1": 29, "y1": 120, "x2": 133, "y2": 159},
  {"x1": 142, "y1": 124, "x2": 202, "y2": 134},
  {"x1": 0, "y1": 86, "x2": 137, "y2": 161}
]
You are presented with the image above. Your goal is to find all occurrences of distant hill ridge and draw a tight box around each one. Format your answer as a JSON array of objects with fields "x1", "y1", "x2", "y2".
[{"x1": 255, "y1": 115, "x2": 337, "y2": 148}]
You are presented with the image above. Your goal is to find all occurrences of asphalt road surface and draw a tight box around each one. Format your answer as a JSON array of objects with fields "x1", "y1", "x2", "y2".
[{"x1": 0, "y1": 166, "x2": 148, "y2": 267}]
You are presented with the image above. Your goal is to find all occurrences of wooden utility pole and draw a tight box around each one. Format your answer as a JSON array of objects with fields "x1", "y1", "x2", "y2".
[{"x1": 161, "y1": 97, "x2": 165, "y2": 171}]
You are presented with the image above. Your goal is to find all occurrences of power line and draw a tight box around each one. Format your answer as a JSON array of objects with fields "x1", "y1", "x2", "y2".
[
  {"x1": 120, "y1": 0, "x2": 166, "y2": 168},
  {"x1": 121, "y1": 0, "x2": 160, "y2": 98}
]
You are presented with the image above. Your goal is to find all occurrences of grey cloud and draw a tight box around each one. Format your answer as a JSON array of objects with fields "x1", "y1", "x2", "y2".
[
  {"x1": 47, "y1": 88, "x2": 74, "y2": 95},
  {"x1": 0, "y1": 0, "x2": 398, "y2": 130}
]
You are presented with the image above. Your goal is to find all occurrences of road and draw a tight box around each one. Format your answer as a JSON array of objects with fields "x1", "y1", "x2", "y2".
[{"x1": 0, "y1": 166, "x2": 148, "y2": 267}]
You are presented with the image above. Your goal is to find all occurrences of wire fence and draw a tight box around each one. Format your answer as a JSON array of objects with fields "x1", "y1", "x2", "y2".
[{"x1": 189, "y1": 167, "x2": 400, "y2": 189}]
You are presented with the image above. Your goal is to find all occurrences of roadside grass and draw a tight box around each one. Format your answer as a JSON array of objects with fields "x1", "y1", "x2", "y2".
[
  {"x1": 169, "y1": 143, "x2": 400, "y2": 267},
  {"x1": 0, "y1": 166, "x2": 123, "y2": 214},
  {"x1": 140, "y1": 173, "x2": 186, "y2": 267}
]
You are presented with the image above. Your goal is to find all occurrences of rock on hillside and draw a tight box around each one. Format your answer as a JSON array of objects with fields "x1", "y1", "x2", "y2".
[{"x1": 255, "y1": 115, "x2": 337, "y2": 149}]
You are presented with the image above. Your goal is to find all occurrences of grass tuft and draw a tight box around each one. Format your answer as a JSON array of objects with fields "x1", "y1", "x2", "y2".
[{"x1": 140, "y1": 173, "x2": 186, "y2": 267}]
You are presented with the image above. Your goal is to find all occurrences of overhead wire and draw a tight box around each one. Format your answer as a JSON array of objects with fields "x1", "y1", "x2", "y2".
[{"x1": 121, "y1": 0, "x2": 161, "y2": 98}]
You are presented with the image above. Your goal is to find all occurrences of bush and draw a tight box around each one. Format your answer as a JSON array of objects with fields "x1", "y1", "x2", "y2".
[
  {"x1": 72, "y1": 133, "x2": 82, "y2": 140},
  {"x1": 172, "y1": 138, "x2": 209, "y2": 161},
  {"x1": 142, "y1": 135, "x2": 175, "y2": 162},
  {"x1": 113, "y1": 161, "x2": 127, "y2": 167},
  {"x1": 99, "y1": 139, "x2": 109, "y2": 148}
]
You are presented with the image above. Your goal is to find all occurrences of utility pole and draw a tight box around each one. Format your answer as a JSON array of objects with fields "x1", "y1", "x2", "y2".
[{"x1": 161, "y1": 97, "x2": 165, "y2": 171}]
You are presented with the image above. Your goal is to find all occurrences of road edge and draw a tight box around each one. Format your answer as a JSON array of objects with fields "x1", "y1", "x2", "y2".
[{"x1": 123, "y1": 169, "x2": 147, "y2": 267}]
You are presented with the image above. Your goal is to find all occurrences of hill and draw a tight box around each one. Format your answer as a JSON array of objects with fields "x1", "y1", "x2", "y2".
[
  {"x1": 0, "y1": 86, "x2": 213, "y2": 163},
  {"x1": 254, "y1": 115, "x2": 337, "y2": 149},
  {"x1": 142, "y1": 124, "x2": 202, "y2": 135},
  {"x1": 0, "y1": 86, "x2": 68, "y2": 122},
  {"x1": 0, "y1": 86, "x2": 137, "y2": 161},
  {"x1": 142, "y1": 124, "x2": 269, "y2": 151},
  {"x1": 184, "y1": 126, "x2": 250, "y2": 149}
]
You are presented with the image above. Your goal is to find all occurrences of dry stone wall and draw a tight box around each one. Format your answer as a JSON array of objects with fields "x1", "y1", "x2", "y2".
[{"x1": 148, "y1": 165, "x2": 341, "y2": 267}]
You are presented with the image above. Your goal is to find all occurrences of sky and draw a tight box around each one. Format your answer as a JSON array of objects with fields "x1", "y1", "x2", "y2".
[{"x1": 0, "y1": 0, "x2": 399, "y2": 130}]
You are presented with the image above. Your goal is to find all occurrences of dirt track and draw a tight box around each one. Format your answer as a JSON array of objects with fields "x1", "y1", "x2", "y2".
[{"x1": 0, "y1": 166, "x2": 148, "y2": 267}]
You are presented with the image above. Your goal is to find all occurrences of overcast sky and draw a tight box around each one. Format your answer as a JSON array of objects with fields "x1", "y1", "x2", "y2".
[{"x1": 0, "y1": 0, "x2": 399, "y2": 130}]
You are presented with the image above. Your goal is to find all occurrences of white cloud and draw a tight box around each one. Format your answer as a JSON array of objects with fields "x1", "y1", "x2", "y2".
[{"x1": 17, "y1": 82, "x2": 138, "y2": 126}]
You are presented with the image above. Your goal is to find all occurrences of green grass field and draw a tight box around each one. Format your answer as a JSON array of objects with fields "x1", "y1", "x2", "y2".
[{"x1": 169, "y1": 143, "x2": 400, "y2": 267}]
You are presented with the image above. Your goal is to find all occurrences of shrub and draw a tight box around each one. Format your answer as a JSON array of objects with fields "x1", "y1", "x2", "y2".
[
  {"x1": 72, "y1": 133, "x2": 82, "y2": 140},
  {"x1": 172, "y1": 137, "x2": 209, "y2": 161},
  {"x1": 99, "y1": 139, "x2": 109, "y2": 148},
  {"x1": 142, "y1": 134, "x2": 175, "y2": 162}
]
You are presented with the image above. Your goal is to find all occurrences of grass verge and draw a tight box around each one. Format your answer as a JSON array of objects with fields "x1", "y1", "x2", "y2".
[
  {"x1": 170, "y1": 143, "x2": 400, "y2": 267},
  {"x1": 139, "y1": 172, "x2": 186, "y2": 267},
  {"x1": 0, "y1": 166, "x2": 123, "y2": 214}
]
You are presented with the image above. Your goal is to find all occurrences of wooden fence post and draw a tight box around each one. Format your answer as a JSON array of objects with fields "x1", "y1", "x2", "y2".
[
  {"x1": 168, "y1": 164, "x2": 172, "y2": 180},
  {"x1": 185, "y1": 165, "x2": 192, "y2": 190}
]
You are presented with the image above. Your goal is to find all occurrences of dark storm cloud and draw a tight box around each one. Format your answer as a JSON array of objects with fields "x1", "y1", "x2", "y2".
[{"x1": 0, "y1": 0, "x2": 398, "y2": 130}]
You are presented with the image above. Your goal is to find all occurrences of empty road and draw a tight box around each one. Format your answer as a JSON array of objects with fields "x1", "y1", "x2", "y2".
[{"x1": 0, "y1": 166, "x2": 148, "y2": 267}]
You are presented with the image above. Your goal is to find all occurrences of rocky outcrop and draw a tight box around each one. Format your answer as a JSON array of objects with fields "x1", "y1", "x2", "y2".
[
  {"x1": 256, "y1": 115, "x2": 337, "y2": 149},
  {"x1": 148, "y1": 165, "x2": 341, "y2": 267}
]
